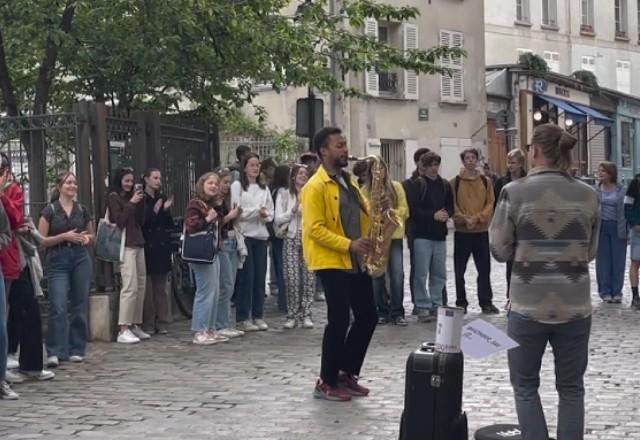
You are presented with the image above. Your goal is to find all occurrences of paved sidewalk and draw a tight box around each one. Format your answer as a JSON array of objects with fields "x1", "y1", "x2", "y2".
[{"x1": 2, "y1": 241, "x2": 640, "y2": 439}]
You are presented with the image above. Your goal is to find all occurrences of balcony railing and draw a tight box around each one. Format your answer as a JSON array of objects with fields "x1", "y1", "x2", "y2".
[{"x1": 379, "y1": 72, "x2": 399, "y2": 94}]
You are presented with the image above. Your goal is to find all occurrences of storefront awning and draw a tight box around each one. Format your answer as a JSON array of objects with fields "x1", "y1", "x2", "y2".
[
  {"x1": 569, "y1": 103, "x2": 613, "y2": 127},
  {"x1": 536, "y1": 95, "x2": 613, "y2": 127},
  {"x1": 536, "y1": 95, "x2": 587, "y2": 123}
]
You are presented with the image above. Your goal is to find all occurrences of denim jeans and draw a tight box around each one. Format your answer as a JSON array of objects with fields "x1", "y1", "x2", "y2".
[
  {"x1": 412, "y1": 238, "x2": 446, "y2": 311},
  {"x1": 217, "y1": 238, "x2": 238, "y2": 330},
  {"x1": 235, "y1": 238, "x2": 268, "y2": 322},
  {"x1": 508, "y1": 313, "x2": 591, "y2": 440},
  {"x1": 46, "y1": 246, "x2": 92, "y2": 359},
  {"x1": 0, "y1": 276, "x2": 6, "y2": 382},
  {"x1": 596, "y1": 220, "x2": 627, "y2": 298},
  {"x1": 190, "y1": 258, "x2": 221, "y2": 332},
  {"x1": 372, "y1": 239, "x2": 405, "y2": 319}
]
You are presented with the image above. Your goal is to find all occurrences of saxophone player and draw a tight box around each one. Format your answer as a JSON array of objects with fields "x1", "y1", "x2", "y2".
[{"x1": 301, "y1": 127, "x2": 378, "y2": 402}]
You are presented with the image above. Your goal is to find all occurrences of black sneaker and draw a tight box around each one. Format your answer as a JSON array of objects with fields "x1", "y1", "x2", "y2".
[
  {"x1": 632, "y1": 296, "x2": 640, "y2": 309},
  {"x1": 377, "y1": 317, "x2": 389, "y2": 325},
  {"x1": 481, "y1": 304, "x2": 500, "y2": 315}
]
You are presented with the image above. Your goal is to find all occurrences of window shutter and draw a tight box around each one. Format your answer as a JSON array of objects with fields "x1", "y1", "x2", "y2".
[
  {"x1": 440, "y1": 30, "x2": 464, "y2": 102},
  {"x1": 403, "y1": 24, "x2": 419, "y2": 100},
  {"x1": 364, "y1": 18, "x2": 379, "y2": 97},
  {"x1": 549, "y1": 0, "x2": 558, "y2": 26}
]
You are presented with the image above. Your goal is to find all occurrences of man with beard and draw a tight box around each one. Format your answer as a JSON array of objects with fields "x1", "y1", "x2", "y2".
[{"x1": 300, "y1": 127, "x2": 377, "y2": 402}]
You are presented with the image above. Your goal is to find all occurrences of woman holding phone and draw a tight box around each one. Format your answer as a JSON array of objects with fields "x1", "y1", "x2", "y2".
[{"x1": 108, "y1": 167, "x2": 148, "y2": 344}]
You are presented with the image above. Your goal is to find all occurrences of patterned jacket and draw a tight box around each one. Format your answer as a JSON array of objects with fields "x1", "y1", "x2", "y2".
[{"x1": 489, "y1": 167, "x2": 600, "y2": 323}]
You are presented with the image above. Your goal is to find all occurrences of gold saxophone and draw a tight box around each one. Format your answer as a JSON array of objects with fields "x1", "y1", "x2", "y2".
[{"x1": 361, "y1": 155, "x2": 402, "y2": 278}]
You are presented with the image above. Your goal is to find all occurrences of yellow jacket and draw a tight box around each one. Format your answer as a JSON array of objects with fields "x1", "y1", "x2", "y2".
[
  {"x1": 300, "y1": 166, "x2": 370, "y2": 271},
  {"x1": 360, "y1": 180, "x2": 408, "y2": 240}
]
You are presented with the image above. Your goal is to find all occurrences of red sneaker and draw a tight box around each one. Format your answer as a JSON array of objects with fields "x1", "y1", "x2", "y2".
[
  {"x1": 338, "y1": 373, "x2": 370, "y2": 397},
  {"x1": 313, "y1": 379, "x2": 352, "y2": 401}
]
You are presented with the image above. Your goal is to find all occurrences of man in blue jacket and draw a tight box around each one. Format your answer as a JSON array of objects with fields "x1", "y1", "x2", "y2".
[{"x1": 624, "y1": 176, "x2": 640, "y2": 308}]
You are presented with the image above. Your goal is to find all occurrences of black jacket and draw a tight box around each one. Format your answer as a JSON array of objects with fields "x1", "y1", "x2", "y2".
[
  {"x1": 405, "y1": 175, "x2": 454, "y2": 241},
  {"x1": 142, "y1": 192, "x2": 174, "y2": 274},
  {"x1": 494, "y1": 171, "x2": 527, "y2": 208}
]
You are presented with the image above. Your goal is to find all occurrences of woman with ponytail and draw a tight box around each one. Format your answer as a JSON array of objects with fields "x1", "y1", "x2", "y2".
[
  {"x1": 38, "y1": 171, "x2": 93, "y2": 368},
  {"x1": 490, "y1": 123, "x2": 600, "y2": 440}
]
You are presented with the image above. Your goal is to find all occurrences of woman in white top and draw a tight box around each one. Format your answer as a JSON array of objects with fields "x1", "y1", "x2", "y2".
[
  {"x1": 230, "y1": 153, "x2": 274, "y2": 332},
  {"x1": 275, "y1": 164, "x2": 316, "y2": 329}
]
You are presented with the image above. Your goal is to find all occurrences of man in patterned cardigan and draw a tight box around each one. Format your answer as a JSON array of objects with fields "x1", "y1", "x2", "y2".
[{"x1": 490, "y1": 124, "x2": 600, "y2": 440}]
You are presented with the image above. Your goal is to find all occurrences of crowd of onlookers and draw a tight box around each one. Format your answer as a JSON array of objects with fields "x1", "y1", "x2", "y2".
[{"x1": 1, "y1": 124, "x2": 639, "y2": 403}]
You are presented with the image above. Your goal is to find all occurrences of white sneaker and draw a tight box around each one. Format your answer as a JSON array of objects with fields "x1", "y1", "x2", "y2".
[
  {"x1": 315, "y1": 293, "x2": 326, "y2": 302},
  {"x1": 283, "y1": 319, "x2": 297, "y2": 329},
  {"x1": 302, "y1": 318, "x2": 314, "y2": 329},
  {"x1": 21, "y1": 370, "x2": 55, "y2": 381},
  {"x1": 237, "y1": 320, "x2": 259, "y2": 332},
  {"x1": 117, "y1": 329, "x2": 141, "y2": 344},
  {"x1": 46, "y1": 356, "x2": 59, "y2": 368},
  {"x1": 193, "y1": 331, "x2": 216, "y2": 345},
  {"x1": 0, "y1": 381, "x2": 19, "y2": 400},
  {"x1": 69, "y1": 355, "x2": 84, "y2": 363},
  {"x1": 254, "y1": 319, "x2": 269, "y2": 331},
  {"x1": 131, "y1": 326, "x2": 151, "y2": 340},
  {"x1": 218, "y1": 328, "x2": 243, "y2": 338},
  {"x1": 5, "y1": 370, "x2": 24, "y2": 384},
  {"x1": 7, "y1": 354, "x2": 18, "y2": 370}
]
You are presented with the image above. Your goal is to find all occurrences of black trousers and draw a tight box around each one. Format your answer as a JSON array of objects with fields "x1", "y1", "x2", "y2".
[
  {"x1": 453, "y1": 231, "x2": 493, "y2": 308},
  {"x1": 7, "y1": 268, "x2": 43, "y2": 372},
  {"x1": 506, "y1": 260, "x2": 513, "y2": 299},
  {"x1": 407, "y1": 237, "x2": 416, "y2": 304},
  {"x1": 317, "y1": 270, "x2": 378, "y2": 387}
]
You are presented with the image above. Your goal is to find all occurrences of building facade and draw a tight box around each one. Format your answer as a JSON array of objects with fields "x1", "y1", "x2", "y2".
[
  {"x1": 248, "y1": 0, "x2": 487, "y2": 180},
  {"x1": 485, "y1": 0, "x2": 640, "y2": 96}
]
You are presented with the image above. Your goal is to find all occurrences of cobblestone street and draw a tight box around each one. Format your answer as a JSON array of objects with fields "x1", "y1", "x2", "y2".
[{"x1": 2, "y1": 239, "x2": 640, "y2": 440}]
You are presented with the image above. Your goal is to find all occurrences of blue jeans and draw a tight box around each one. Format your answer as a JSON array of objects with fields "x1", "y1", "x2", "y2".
[
  {"x1": 270, "y1": 238, "x2": 287, "y2": 312},
  {"x1": 0, "y1": 277, "x2": 6, "y2": 381},
  {"x1": 596, "y1": 220, "x2": 627, "y2": 298},
  {"x1": 508, "y1": 313, "x2": 591, "y2": 440},
  {"x1": 372, "y1": 239, "x2": 405, "y2": 319},
  {"x1": 235, "y1": 238, "x2": 268, "y2": 322},
  {"x1": 190, "y1": 258, "x2": 221, "y2": 332},
  {"x1": 46, "y1": 246, "x2": 92, "y2": 359},
  {"x1": 217, "y1": 238, "x2": 238, "y2": 330},
  {"x1": 412, "y1": 239, "x2": 446, "y2": 311}
]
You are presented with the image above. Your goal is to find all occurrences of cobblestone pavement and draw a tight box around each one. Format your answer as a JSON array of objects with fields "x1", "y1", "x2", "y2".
[{"x1": 2, "y1": 238, "x2": 640, "y2": 439}]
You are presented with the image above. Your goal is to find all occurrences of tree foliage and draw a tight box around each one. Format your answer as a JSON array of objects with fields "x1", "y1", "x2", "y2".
[
  {"x1": 518, "y1": 53, "x2": 549, "y2": 73},
  {"x1": 571, "y1": 70, "x2": 599, "y2": 89},
  {"x1": 0, "y1": 0, "x2": 464, "y2": 119}
]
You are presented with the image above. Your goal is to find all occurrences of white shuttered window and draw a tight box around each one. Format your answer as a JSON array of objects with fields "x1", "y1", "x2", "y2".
[
  {"x1": 403, "y1": 24, "x2": 418, "y2": 100},
  {"x1": 440, "y1": 30, "x2": 464, "y2": 103},
  {"x1": 616, "y1": 60, "x2": 631, "y2": 94},
  {"x1": 364, "y1": 18, "x2": 379, "y2": 97},
  {"x1": 543, "y1": 51, "x2": 560, "y2": 72}
]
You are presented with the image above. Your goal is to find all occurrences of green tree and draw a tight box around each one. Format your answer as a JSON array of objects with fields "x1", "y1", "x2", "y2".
[{"x1": 0, "y1": 0, "x2": 463, "y2": 118}]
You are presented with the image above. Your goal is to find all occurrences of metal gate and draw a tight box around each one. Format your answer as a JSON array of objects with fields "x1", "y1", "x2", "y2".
[{"x1": 0, "y1": 113, "x2": 79, "y2": 217}]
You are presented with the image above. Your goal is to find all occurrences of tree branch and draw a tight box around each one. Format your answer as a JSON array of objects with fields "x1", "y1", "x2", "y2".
[
  {"x1": 0, "y1": 28, "x2": 19, "y2": 116},
  {"x1": 33, "y1": 0, "x2": 76, "y2": 115}
]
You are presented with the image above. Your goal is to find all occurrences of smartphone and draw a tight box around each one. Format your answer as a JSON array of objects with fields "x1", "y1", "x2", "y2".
[{"x1": 134, "y1": 183, "x2": 143, "y2": 193}]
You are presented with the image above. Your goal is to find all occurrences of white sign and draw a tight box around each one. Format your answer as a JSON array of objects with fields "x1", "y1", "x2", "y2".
[{"x1": 460, "y1": 319, "x2": 519, "y2": 359}]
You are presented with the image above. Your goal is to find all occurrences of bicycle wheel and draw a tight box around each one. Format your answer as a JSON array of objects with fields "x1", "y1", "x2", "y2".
[{"x1": 171, "y1": 253, "x2": 195, "y2": 319}]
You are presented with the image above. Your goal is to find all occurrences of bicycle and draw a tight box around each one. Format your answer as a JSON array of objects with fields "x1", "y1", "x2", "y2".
[{"x1": 168, "y1": 217, "x2": 196, "y2": 319}]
